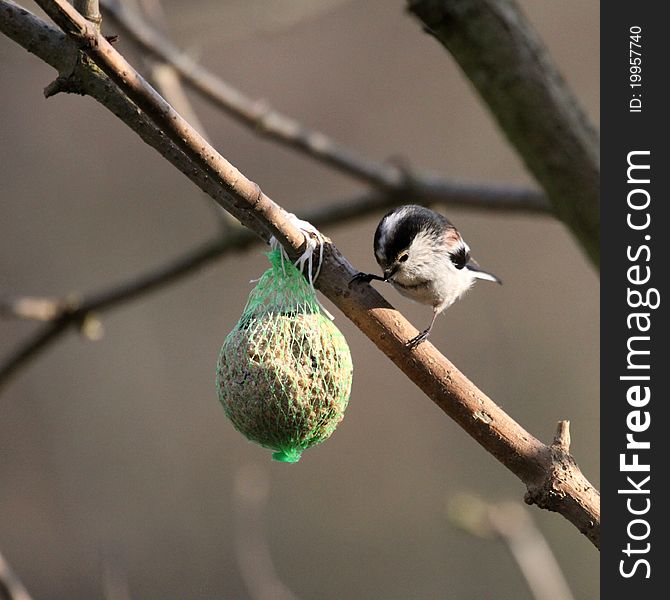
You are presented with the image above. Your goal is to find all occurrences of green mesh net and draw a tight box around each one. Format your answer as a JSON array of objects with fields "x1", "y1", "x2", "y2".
[{"x1": 216, "y1": 249, "x2": 353, "y2": 462}]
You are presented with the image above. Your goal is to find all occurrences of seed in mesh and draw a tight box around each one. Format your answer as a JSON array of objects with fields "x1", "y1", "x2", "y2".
[{"x1": 217, "y1": 311, "x2": 352, "y2": 463}]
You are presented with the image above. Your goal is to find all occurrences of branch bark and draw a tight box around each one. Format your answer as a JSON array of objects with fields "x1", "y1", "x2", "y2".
[
  {"x1": 407, "y1": 0, "x2": 600, "y2": 267},
  {"x1": 1, "y1": 0, "x2": 599, "y2": 547}
]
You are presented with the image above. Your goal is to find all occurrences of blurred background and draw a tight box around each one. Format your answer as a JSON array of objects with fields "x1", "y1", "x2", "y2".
[{"x1": 0, "y1": 1, "x2": 599, "y2": 598}]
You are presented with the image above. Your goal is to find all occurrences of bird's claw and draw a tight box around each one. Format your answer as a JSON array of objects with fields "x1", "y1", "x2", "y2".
[
  {"x1": 406, "y1": 330, "x2": 430, "y2": 349},
  {"x1": 349, "y1": 272, "x2": 374, "y2": 287}
]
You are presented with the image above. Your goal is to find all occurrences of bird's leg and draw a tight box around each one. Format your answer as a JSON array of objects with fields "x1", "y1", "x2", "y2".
[
  {"x1": 349, "y1": 272, "x2": 387, "y2": 286},
  {"x1": 407, "y1": 307, "x2": 440, "y2": 349}
]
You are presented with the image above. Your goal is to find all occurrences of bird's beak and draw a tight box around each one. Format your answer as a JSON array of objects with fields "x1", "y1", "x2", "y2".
[{"x1": 383, "y1": 267, "x2": 396, "y2": 281}]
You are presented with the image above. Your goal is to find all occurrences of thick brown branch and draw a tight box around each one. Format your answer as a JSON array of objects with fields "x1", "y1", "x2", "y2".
[
  {"x1": 1, "y1": 0, "x2": 599, "y2": 546},
  {"x1": 524, "y1": 421, "x2": 599, "y2": 545},
  {"x1": 99, "y1": 0, "x2": 550, "y2": 214},
  {"x1": 407, "y1": 0, "x2": 600, "y2": 266},
  {"x1": 319, "y1": 251, "x2": 600, "y2": 547}
]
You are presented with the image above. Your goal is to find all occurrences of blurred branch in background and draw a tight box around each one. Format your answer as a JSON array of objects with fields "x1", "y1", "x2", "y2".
[
  {"x1": 125, "y1": 0, "x2": 237, "y2": 229},
  {"x1": 0, "y1": 232, "x2": 250, "y2": 388},
  {"x1": 127, "y1": 0, "x2": 208, "y2": 137},
  {"x1": 101, "y1": 559, "x2": 132, "y2": 600},
  {"x1": 99, "y1": 0, "x2": 550, "y2": 214},
  {"x1": 407, "y1": 0, "x2": 600, "y2": 267},
  {"x1": 0, "y1": 0, "x2": 556, "y2": 385},
  {"x1": 0, "y1": 182, "x2": 538, "y2": 389},
  {"x1": 449, "y1": 494, "x2": 576, "y2": 600},
  {"x1": 73, "y1": 0, "x2": 101, "y2": 28},
  {"x1": 0, "y1": 551, "x2": 33, "y2": 600},
  {"x1": 0, "y1": 0, "x2": 552, "y2": 397},
  {"x1": 233, "y1": 465, "x2": 300, "y2": 600},
  {"x1": 0, "y1": 0, "x2": 600, "y2": 547}
]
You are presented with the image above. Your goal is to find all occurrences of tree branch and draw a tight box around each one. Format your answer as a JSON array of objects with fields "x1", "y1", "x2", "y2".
[
  {"x1": 98, "y1": 0, "x2": 550, "y2": 214},
  {"x1": 0, "y1": 0, "x2": 549, "y2": 219},
  {"x1": 0, "y1": 184, "x2": 543, "y2": 388},
  {"x1": 1, "y1": 0, "x2": 599, "y2": 546},
  {"x1": 407, "y1": 0, "x2": 600, "y2": 266},
  {"x1": 95, "y1": 0, "x2": 407, "y2": 188}
]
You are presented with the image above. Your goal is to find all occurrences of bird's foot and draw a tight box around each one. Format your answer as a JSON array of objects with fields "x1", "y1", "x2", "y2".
[
  {"x1": 406, "y1": 329, "x2": 430, "y2": 349},
  {"x1": 349, "y1": 272, "x2": 384, "y2": 287}
]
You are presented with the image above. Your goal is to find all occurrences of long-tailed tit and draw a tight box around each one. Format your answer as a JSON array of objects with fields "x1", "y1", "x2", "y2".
[{"x1": 351, "y1": 205, "x2": 501, "y2": 348}]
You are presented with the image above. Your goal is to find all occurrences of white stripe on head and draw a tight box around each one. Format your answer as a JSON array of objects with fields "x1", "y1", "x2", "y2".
[{"x1": 375, "y1": 206, "x2": 412, "y2": 264}]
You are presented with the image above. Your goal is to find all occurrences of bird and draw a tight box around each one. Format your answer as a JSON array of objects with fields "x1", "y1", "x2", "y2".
[{"x1": 350, "y1": 205, "x2": 501, "y2": 348}]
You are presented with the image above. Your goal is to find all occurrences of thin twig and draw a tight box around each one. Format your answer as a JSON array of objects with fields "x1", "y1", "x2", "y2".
[
  {"x1": 131, "y1": 0, "x2": 208, "y2": 137},
  {"x1": 233, "y1": 465, "x2": 300, "y2": 600},
  {"x1": 0, "y1": 230, "x2": 252, "y2": 388},
  {"x1": 0, "y1": 1, "x2": 549, "y2": 224},
  {"x1": 0, "y1": 551, "x2": 33, "y2": 600},
  {"x1": 99, "y1": 0, "x2": 550, "y2": 214},
  {"x1": 407, "y1": 0, "x2": 600, "y2": 265},
  {"x1": 1, "y1": 296, "x2": 67, "y2": 321},
  {"x1": 127, "y1": 0, "x2": 235, "y2": 229},
  {"x1": 96, "y1": 0, "x2": 400, "y2": 188},
  {"x1": 1, "y1": 0, "x2": 599, "y2": 546},
  {"x1": 0, "y1": 320, "x2": 73, "y2": 391},
  {"x1": 448, "y1": 494, "x2": 576, "y2": 600},
  {"x1": 73, "y1": 1, "x2": 101, "y2": 27},
  {"x1": 101, "y1": 559, "x2": 132, "y2": 600}
]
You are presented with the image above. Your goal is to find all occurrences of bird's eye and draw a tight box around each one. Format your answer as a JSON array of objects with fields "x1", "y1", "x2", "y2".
[
  {"x1": 450, "y1": 247, "x2": 469, "y2": 269},
  {"x1": 398, "y1": 254, "x2": 409, "y2": 263}
]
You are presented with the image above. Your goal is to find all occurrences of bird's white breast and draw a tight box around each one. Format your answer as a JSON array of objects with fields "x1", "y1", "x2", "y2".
[{"x1": 391, "y1": 249, "x2": 475, "y2": 312}]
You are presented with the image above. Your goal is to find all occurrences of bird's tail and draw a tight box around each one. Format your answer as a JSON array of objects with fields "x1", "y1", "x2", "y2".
[{"x1": 466, "y1": 262, "x2": 502, "y2": 285}]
